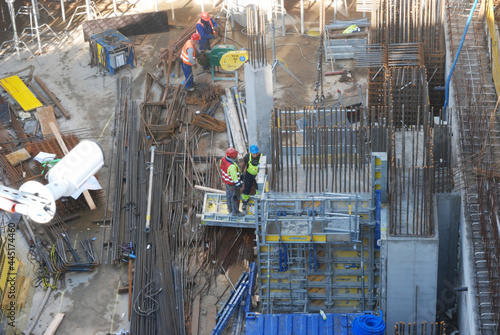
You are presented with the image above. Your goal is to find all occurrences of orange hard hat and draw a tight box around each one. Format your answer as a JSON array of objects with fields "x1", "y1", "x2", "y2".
[
  {"x1": 201, "y1": 11, "x2": 210, "y2": 21},
  {"x1": 226, "y1": 148, "x2": 238, "y2": 158},
  {"x1": 191, "y1": 33, "x2": 201, "y2": 41}
]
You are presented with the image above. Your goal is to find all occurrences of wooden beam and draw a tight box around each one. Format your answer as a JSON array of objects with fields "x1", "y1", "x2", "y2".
[
  {"x1": 190, "y1": 295, "x2": 201, "y2": 335},
  {"x1": 34, "y1": 76, "x2": 70, "y2": 119},
  {"x1": 194, "y1": 185, "x2": 225, "y2": 194},
  {"x1": 43, "y1": 313, "x2": 65, "y2": 335},
  {"x1": 48, "y1": 122, "x2": 96, "y2": 210}
]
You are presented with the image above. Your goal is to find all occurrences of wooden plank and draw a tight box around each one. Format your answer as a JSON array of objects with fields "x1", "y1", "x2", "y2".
[
  {"x1": 17, "y1": 275, "x2": 31, "y2": 308},
  {"x1": 0, "y1": 75, "x2": 43, "y2": 112},
  {"x1": 43, "y1": 313, "x2": 65, "y2": 335},
  {"x1": 9, "y1": 109, "x2": 28, "y2": 140},
  {"x1": 48, "y1": 122, "x2": 96, "y2": 210},
  {"x1": 206, "y1": 296, "x2": 217, "y2": 333},
  {"x1": 33, "y1": 76, "x2": 70, "y2": 119},
  {"x1": 27, "y1": 82, "x2": 62, "y2": 119},
  {"x1": 6, "y1": 148, "x2": 31, "y2": 166},
  {"x1": 0, "y1": 121, "x2": 14, "y2": 151},
  {"x1": 190, "y1": 294, "x2": 201, "y2": 335},
  {"x1": 36, "y1": 106, "x2": 57, "y2": 136}
]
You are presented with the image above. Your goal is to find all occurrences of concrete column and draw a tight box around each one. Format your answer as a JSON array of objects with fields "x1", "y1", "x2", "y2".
[
  {"x1": 244, "y1": 63, "x2": 273, "y2": 157},
  {"x1": 385, "y1": 234, "x2": 439, "y2": 328}
]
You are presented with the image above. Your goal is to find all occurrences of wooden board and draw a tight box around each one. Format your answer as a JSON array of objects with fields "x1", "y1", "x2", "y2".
[
  {"x1": 36, "y1": 106, "x2": 57, "y2": 136},
  {"x1": 1, "y1": 275, "x2": 23, "y2": 309},
  {"x1": 16, "y1": 275, "x2": 31, "y2": 308},
  {"x1": 6, "y1": 148, "x2": 31, "y2": 166},
  {"x1": 190, "y1": 295, "x2": 200, "y2": 335},
  {"x1": 43, "y1": 313, "x2": 65, "y2": 335},
  {"x1": 0, "y1": 76, "x2": 42, "y2": 112}
]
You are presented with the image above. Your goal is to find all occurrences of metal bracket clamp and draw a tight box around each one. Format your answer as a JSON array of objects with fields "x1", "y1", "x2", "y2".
[{"x1": 0, "y1": 184, "x2": 55, "y2": 223}]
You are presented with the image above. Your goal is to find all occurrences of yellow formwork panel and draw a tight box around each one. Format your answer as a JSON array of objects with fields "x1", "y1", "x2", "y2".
[
  {"x1": 0, "y1": 76, "x2": 43, "y2": 112},
  {"x1": 0, "y1": 255, "x2": 18, "y2": 295},
  {"x1": 265, "y1": 235, "x2": 327, "y2": 242}
]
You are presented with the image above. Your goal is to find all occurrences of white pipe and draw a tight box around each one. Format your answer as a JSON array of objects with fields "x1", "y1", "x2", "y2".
[
  {"x1": 300, "y1": 0, "x2": 304, "y2": 34},
  {"x1": 31, "y1": 0, "x2": 43, "y2": 58},
  {"x1": 281, "y1": 0, "x2": 285, "y2": 36},
  {"x1": 201, "y1": 0, "x2": 204, "y2": 12},
  {"x1": 6, "y1": 0, "x2": 20, "y2": 57},
  {"x1": 60, "y1": 0, "x2": 66, "y2": 21},
  {"x1": 144, "y1": 146, "x2": 156, "y2": 233},
  {"x1": 85, "y1": 0, "x2": 91, "y2": 20},
  {"x1": 155, "y1": 0, "x2": 158, "y2": 12}
]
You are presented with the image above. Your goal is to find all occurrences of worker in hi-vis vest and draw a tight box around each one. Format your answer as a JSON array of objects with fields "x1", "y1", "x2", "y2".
[
  {"x1": 241, "y1": 145, "x2": 263, "y2": 211},
  {"x1": 196, "y1": 11, "x2": 219, "y2": 52},
  {"x1": 180, "y1": 33, "x2": 201, "y2": 92},
  {"x1": 220, "y1": 148, "x2": 245, "y2": 216}
]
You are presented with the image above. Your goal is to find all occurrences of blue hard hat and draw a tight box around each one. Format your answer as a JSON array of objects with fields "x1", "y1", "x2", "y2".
[{"x1": 250, "y1": 145, "x2": 259, "y2": 154}]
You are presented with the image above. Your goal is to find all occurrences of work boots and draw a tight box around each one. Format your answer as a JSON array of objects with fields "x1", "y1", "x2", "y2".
[{"x1": 241, "y1": 201, "x2": 248, "y2": 211}]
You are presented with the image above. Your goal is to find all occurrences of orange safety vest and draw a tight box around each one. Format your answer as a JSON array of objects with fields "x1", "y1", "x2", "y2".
[
  {"x1": 220, "y1": 157, "x2": 240, "y2": 185},
  {"x1": 197, "y1": 18, "x2": 216, "y2": 35},
  {"x1": 181, "y1": 40, "x2": 196, "y2": 65}
]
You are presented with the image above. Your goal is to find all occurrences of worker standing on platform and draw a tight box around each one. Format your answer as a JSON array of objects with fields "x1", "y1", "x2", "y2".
[
  {"x1": 180, "y1": 33, "x2": 201, "y2": 92},
  {"x1": 220, "y1": 148, "x2": 245, "y2": 216},
  {"x1": 196, "y1": 11, "x2": 219, "y2": 51},
  {"x1": 241, "y1": 145, "x2": 263, "y2": 211}
]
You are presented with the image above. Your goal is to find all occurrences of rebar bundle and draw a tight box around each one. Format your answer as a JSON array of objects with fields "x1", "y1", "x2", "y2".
[
  {"x1": 270, "y1": 105, "x2": 452, "y2": 237},
  {"x1": 394, "y1": 321, "x2": 446, "y2": 335},
  {"x1": 446, "y1": 0, "x2": 500, "y2": 332},
  {"x1": 367, "y1": 0, "x2": 445, "y2": 112},
  {"x1": 246, "y1": 5, "x2": 267, "y2": 68}
]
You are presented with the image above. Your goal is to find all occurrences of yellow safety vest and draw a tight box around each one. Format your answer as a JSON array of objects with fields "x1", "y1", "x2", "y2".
[{"x1": 247, "y1": 154, "x2": 262, "y2": 175}]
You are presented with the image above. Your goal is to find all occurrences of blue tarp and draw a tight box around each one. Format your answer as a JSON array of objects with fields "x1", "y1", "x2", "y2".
[{"x1": 245, "y1": 313, "x2": 363, "y2": 335}]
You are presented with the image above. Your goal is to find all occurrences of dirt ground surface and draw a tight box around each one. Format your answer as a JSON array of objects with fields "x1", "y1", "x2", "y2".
[{"x1": 0, "y1": 0, "x2": 368, "y2": 334}]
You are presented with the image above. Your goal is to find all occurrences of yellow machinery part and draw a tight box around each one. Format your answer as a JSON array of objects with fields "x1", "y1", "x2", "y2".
[{"x1": 220, "y1": 50, "x2": 249, "y2": 71}]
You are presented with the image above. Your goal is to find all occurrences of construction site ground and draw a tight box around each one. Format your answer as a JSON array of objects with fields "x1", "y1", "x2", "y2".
[{"x1": 0, "y1": 0, "x2": 367, "y2": 334}]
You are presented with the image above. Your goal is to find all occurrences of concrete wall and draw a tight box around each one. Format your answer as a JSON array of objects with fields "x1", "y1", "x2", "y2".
[
  {"x1": 436, "y1": 193, "x2": 460, "y2": 312},
  {"x1": 244, "y1": 63, "x2": 273, "y2": 157},
  {"x1": 385, "y1": 233, "x2": 439, "y2": 328},
  {"x1": 456, "y1": 193, "x2": 479, "y2": 335}
]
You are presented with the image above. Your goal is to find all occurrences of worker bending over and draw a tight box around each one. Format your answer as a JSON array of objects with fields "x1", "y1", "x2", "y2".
[
  {"x1": 196, "y1": 11, "x2": 219, "y2": 51},
  {"x1": 220, "y1": 148, "x2": 245, "y2": 216},
  {"x1": 180, "y1": 33, "x2": 201, "y2": 92},
  {"x1": 241, "y1": 145, "x2": 263, "y2": 211}
]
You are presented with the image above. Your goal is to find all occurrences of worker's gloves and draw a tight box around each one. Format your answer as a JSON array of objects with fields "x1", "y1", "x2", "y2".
[
  {"x1": 208, "y1": 34, "x2": 214, "y2": 39},
  {"x1": 193, "y1": 63, "x2": 198, "y2": 69}
]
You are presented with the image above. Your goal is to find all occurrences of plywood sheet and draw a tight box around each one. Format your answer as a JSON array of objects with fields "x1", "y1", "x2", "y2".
[
  {"x1": 0, "y1": 76, "x2": 42, "y2": 111},
  {"x1": 36, "y1": 106, "x2": 57, "y2": 136},
  {"x1": 6, "y1": 148, "x2": 31, "y2": 166}
]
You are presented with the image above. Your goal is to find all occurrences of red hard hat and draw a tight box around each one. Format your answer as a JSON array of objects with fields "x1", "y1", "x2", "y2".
[
  {"x1": 191, "y1": 33, "x2": 201, "y2": 41},
  {"x1": 201, "y1": 11, "x2": 210, "y2": 21},
  {"x1": 226, "y1": 148, "x2": 238, "y2": 158}
]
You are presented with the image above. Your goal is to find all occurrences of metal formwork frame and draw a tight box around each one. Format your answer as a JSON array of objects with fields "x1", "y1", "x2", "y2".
[{"x1": 256, "y1": 192, "x2": 379, "y2": 314}]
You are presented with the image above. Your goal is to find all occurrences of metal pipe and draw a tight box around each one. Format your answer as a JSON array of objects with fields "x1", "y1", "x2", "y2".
[
  {"x1": 6, "y1": 0, "x2": 19, "y2": 57},
  {"x1": 300, "y1": 0, "x2": 304, "y2": 34},
  {"x1": 144, "y1": 146, "x2": 156, "y2": 233}
]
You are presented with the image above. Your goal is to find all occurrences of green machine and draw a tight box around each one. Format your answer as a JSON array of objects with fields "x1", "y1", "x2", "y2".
[{"x1": 205, "y1": 44, "x2": 248, "y2": 83}]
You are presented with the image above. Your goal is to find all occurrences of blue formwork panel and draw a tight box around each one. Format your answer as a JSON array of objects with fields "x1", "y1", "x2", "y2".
[{"x1": 245, "y1": 313, "x2": 362, "y2": 335}]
